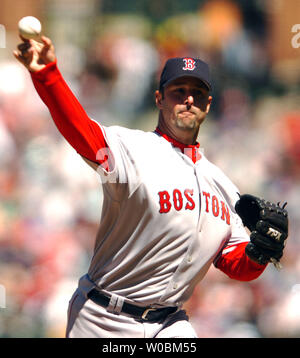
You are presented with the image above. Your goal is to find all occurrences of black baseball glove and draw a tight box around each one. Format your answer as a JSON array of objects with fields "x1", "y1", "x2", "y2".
[{"x1": 235, "y1": 194, "x2": 288, "y2": 267}]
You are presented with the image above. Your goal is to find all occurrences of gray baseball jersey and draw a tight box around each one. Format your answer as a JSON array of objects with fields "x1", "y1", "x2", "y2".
[{"x1": 81, "y1": 125, "x2": 249, "y2": 307}]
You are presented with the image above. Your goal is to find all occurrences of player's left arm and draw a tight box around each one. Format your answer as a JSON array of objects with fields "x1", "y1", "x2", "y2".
[
  {"x1": 214, "y1": 241, "x2": 268, "y2": 281},
  {"x1": 214, "y1": 199, "x2": 268, "y2": 281}
]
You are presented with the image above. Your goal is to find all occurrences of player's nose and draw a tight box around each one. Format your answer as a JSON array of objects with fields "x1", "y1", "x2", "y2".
[{"x1": 184, "y1": 96, "x2": 194, "y2": 109}]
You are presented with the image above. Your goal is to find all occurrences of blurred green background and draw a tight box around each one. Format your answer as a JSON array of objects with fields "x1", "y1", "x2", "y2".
[{"x1": 0, "y1": 0, "x2": 300, "y2": 338}]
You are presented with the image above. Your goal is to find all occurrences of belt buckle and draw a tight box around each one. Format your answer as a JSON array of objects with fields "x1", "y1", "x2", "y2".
[{"x1": 141, "y1": 307, "x2": 156, "y2": 320}]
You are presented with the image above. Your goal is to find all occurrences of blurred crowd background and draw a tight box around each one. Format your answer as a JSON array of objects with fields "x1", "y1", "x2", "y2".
[{"x1": 0, "y1": 0, "x2": 300, "y2": 338}]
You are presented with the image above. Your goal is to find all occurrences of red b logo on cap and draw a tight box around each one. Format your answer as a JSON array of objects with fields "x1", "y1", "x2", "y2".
[{"x1": 182, "y1": 58, "x2": 196, "y2": 71}]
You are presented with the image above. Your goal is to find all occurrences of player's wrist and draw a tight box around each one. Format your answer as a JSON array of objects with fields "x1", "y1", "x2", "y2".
[
  {"x1": 30, "y1": 59, "x2": 59, "y2": 82},
  {"x1": 28, "y1": 63, "x2": 47, "y2": 73}
]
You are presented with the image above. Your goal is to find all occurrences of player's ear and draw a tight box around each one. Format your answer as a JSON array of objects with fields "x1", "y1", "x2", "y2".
[
  {"x1": 155, "y1": 90, "x2": 163, "y2": 109},
  {"x1": 205, "y1": 96, "x2": 212, "y2": 114}
]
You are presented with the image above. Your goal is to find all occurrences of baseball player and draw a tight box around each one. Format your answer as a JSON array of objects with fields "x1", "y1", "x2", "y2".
[{"x1": 14, "y1": 36, "x2": 289, "y2": 338}]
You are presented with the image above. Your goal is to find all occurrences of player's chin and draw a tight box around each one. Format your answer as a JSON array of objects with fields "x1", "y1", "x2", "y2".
[{"x1": 175, "y1": 114, "x2": 200, "y2": 130}]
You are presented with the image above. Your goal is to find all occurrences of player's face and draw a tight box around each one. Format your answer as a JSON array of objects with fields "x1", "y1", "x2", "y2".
[{"x1": 156, "y1": 77, "x2": 212, "y2": 131}]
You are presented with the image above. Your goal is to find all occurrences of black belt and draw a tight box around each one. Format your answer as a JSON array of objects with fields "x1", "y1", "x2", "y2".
[{"x1": 87, "y1": 288, "x2": 177, "y2": 322}]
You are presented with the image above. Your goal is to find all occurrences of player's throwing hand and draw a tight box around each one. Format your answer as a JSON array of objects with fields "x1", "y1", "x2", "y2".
[{"x1": 13, "y1": 35, "x2": 56, "y2": 72}]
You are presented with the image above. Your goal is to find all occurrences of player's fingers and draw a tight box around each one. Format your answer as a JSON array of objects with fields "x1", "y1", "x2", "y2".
[
  {"x1": 14, "y1": 43, "x2": 35, "y2": 64},
  {"x1": 13, "y1": 50, "x2": 29, "y2": 65},
  {"x1": 30, "y1": 39, "x2": 43, "y2": 51},
  {"x1": 17, "y1": 41, "x2": 31, "y2": 52},
  {"x1": 17, "y1": 41, "x2": 40, "y2": 54},
  {"x1": 41, "y1": 36, "x2": 52, "y2": 49},
  {"x1": 40, "y1": 36, "x2": 56, "y2": 63},
  {"x1": 16, "y1": 43, "x2": 34, "y2": 61},
  {"x1": 13, "y1": 50, "x2": 22, "y2": 61}
]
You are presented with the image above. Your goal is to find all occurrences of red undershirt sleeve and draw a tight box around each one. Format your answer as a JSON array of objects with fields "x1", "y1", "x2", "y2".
[
  {"x1": 30, "y1": 60, "x2": 108, "y2": 167},
  {"x1": 215, "y1": 242, "x2": 268, "y2": 281}
]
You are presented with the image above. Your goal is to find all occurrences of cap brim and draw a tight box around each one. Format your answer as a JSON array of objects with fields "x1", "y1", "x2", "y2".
[{"x1": 162, "y1": 74, "x2": 211, "y2": 91}]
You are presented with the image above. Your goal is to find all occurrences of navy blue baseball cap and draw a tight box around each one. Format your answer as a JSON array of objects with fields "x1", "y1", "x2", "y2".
[{"x1": 159, "y1": 57, "x2": 211, "y2": 91}]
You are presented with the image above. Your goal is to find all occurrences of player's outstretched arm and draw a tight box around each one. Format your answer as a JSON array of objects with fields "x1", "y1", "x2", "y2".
[{"x1": 13, "y1": 36, "x2": 108, "y2": 167}]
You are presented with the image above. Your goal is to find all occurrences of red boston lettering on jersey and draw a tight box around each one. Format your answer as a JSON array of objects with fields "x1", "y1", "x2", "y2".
[
  {"x1": 212, "y1": 195, "x2": 220, "y2": 217},
  {"x1": 182, "y1": 58, "x2": 196, "y2": 71},
  {"x1": 158, "y1": 189, "x2": 196, "y2": 213},
  {"x1": 201, "y1": 191, "x2": 231, "y2": 226},
  {"x1": 158, "y1": 189, "x2": 231, "y2": 224},
  {"x1": 158, "y1": 191, "x2": 172, "y2": 213},
  {"x1": 202, "y1": 191, "x2": 210, "y2": 212},
  {"x1": 221, "y1": 201, "x2": 230, "y2": 225},
  {"x1": 173, "y1": 189, "x2": 183, "y2": 211},
  {"x1": 184, "y1": 189, "x2": 195, "y2": 210}
]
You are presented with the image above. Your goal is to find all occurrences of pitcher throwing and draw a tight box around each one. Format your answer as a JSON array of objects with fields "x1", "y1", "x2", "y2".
[{"x1": 14, "y1": 34, "x2": 288, "y2": 338}]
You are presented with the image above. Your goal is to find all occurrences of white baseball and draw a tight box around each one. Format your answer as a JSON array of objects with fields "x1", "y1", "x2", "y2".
[{"x1": 18, "y1": 16, "x2": 42, "y2": 40}]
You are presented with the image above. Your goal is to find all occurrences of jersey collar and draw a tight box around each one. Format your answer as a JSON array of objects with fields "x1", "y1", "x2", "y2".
[{"x1": 154, "y1": 127, "x2": 202, "y2": 163}]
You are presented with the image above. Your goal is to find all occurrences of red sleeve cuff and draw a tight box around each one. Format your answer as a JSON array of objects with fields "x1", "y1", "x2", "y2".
[
  {"x1": 30, "y1": 60, "x2": 61, "y2": 85},
  {"x1": 215, "y1": 242, "x2": 267, "y2": 281}
]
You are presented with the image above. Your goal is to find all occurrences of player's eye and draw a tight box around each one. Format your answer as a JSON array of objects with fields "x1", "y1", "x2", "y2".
[
  {"x1": 193, "y1": 90, "x2": 205, "y2": 99},
  {"x1": 173, "y1": 88, "x2": 185, "y2": 94},
  {"x1": 192, "y1": 87, "x2": 203, "y2": 95}
]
